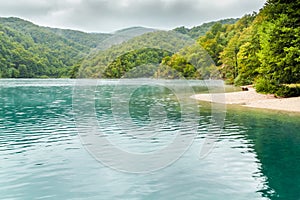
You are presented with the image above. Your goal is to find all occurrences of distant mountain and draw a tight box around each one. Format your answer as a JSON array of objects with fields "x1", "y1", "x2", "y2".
[
  {"x1": 113, "y1": 26, "x2": 157, "y2": 36},
  {"x1": 46, "y1": 28, "x2": 112, "y2": 49},
  {"x1": 173, "y1": 18, "x2": 239, "y2": 39},
  {"x1": 94, "y1": 26, "x2": 159, "y2": 51}
]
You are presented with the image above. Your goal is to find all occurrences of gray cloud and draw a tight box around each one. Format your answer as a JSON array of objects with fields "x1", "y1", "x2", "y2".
[{"x1": 0, "y1": 0, "x2": 266, "y2": 32}]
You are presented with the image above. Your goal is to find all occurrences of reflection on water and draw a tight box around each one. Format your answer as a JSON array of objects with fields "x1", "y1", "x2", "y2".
[
  {"x1": 225, "y1": 108, "x2": 300, "y2": 200},
  {"x1": 0, "y1": 79, "x2": 299, "y2": 200}
]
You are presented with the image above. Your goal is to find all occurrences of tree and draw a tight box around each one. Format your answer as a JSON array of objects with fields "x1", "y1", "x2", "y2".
[
  {"x1": 257, "y1": 0, "x2": 300, "y2": 84},
  {"x1": 18, "y1": 64, "x2": 28, "y2": 78}
]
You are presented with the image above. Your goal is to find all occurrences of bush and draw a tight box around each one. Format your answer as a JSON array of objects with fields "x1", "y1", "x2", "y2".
[
  {"x1": 255, "y1": 77, "x2": 300, "y2": 97},
  {"x1": 234, "y1": 74, "x2": 253, "y2": 86},
  {"x1": 38, "y1": 75, "x2": 49, "y2": 79},
  {"x1": 255, "y1": 77, "x2": 277, "y2": 94},
  {"x1": 275, "y1": 85, "x2": 300, "y2": 98}
]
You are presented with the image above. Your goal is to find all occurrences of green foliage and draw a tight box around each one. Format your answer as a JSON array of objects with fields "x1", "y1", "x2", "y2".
[
  {"x1": 257, "y1": 0, "x2": 300, "y2": 84},
  {"x1": 197, "y1": 0, "x2": 299, "y2": 93},
  {"x1": 48, "y1": 28, "x2": 111, "y2": 48},
  {"x1": 174, "y1": 18, "x2": 238, "y2": 39},
  {"x1": 274, "y1": 85, "x2": 300, "y2": 98},
  {"x1": 80, "y1": 28, "x2": 218, "y2": 79},
  {"x1": 104, "y1": 48, "x2": 172, "y2": 78},
  {"x1": 218, "y1": 14, "x2": 257, "y2": 82},
  {"x1": 39, "y1": 75, "x2": 50, "y2": 79},
  {"x1": 159, "y1": 54, "x2": 197, "y2": 79},
  {"x1": 160, "y1": 43, "x2": 218, "y2": 79},
  {"x1": 198, "y1": 22, "x2": 228, "y2": 65},
  {"x1": 123, "y1": 64, "x2": 158, "y2": 78},
  {"x1": 197, "y1": 13, "x2": 257, "y2": 83},
  {"x1": 255, "y1": 77, "x2": 277, "y2": 94},
  {"x1": 255, "y1": 78, "x2": 300, "y2": 97},
  {"x1": 79, "y1": 31, "x2": 195, "y2": 78},
  {"x1": 0, "y1": 17, "x2": 110, "y2": 78},
  {"x1": 235, "y1": 14, "x2": 264, "y2": 85},
  {"x1": 68, "y1": 61, "x2": 82, "y2": 79}
]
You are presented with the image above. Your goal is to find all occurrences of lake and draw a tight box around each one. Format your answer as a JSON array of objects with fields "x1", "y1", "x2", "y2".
[{"x1": 0, "y1": 79, "x2": 299, "y2": 200}]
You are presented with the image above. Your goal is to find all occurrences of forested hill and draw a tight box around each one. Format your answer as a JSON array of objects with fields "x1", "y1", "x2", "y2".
[
  {"x1": 0, "y1": 17, "x2": 236, "y2": 78},
  {"x1": 0, "y1": 17, "x2": 111, "y2": 49},
  {"x1": 78, "y1": 31, "x2": 195, "y2": 78},
  {"x1": 173, "y1": 18, "x2": 238, "y2": 39},
  {"x1": 77, "y1": 19, "x2": 239, "y2": 78},
  {"x1": 0, "y1": 17, "x2": 112, "y2": 78}
]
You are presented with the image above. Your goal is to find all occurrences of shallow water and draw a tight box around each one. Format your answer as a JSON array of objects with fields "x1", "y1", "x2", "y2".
[{"x1": 0, "y1": 79, "x2": 299, "y2": 200}]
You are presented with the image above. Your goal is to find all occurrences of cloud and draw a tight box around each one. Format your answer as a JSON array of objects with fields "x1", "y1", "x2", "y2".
[{"x1": 0, "y1": 0, "x2": 266, "y2": 32}]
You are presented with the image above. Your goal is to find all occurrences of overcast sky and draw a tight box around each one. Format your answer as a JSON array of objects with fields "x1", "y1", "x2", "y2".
[{"x1": 0, "y1": 0, "x2": 266, "y2": 33}]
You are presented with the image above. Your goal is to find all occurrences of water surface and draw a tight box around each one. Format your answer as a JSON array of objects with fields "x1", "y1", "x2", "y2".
[{"x1": 0, "y1": 79, "x2": 299, "y2": 200}]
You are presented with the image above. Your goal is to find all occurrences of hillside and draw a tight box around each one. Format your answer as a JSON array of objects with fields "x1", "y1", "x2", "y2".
[
  {"x1": 78, "y1": 18, "x2": 239, "y2": 79},
  {"x1": 46, "y1": 28, "x2": 111, "y2": 49},
  {"x1": 0, "y1": 17, "x2": 239, "y2": 78},
  {"x1": 174, "y1": 18, "x2": 238, "y2": 39},
  {"x1": 0, "y1": 17, "x2": 109, "y2": 78},
  {"x1": 0, "y1": 17, "x2": 111, "y2": 49},
  {"x1": 0, "y1": 17, "x2": 169, "y2": 78},
  {"x1": 78, "y1": 30, "x2": 195, "y2": 78}
]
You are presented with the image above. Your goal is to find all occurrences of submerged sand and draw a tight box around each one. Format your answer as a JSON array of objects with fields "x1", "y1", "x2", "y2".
[{"x1": 192, "y1": 87, "x2": 300, "y2": 113}]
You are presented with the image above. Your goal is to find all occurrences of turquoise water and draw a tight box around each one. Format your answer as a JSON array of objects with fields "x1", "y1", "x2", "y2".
[{"x1": 0, "y1": 79, "x2": 299, "y2": 200}]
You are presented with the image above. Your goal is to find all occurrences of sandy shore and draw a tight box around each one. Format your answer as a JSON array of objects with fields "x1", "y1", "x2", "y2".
[{"x1": 192, "y1": 88, "x2": 300, "y2": 113}]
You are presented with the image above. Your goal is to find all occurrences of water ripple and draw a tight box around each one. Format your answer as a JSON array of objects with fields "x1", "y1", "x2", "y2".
[{"x1": 1, "y1": 80, "x2": 299, "y2": 199}]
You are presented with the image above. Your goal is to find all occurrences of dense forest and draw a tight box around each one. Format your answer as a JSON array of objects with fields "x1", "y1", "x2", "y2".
[
  {"x1": 0, "y1": 0, "x2": 299, "y2": 96},
  {"x1": 0, "y1": 17, "x2": 233, "y2": 79},
  {"x1": 196, "y1": 0, "x2": 300, "y2": 97},
  {"x1": 174, "y1": 18, "x2": 238, "y2": 39},
  {"x1": 0, "y1": 17, "x2": 111, "y2": 78},
  {"x1": 77, "y1": 18, "x2": 239, "y2": 79}
]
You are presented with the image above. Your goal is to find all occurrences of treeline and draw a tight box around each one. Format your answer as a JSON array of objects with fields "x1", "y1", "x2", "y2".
[{"x1": 174, "y1": 18, "x2": 238, "y2": 39}]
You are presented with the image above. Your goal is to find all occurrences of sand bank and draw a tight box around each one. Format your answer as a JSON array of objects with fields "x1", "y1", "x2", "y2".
[{"x1": 192, "y1": 88, "x2": 300, "y2": 113}]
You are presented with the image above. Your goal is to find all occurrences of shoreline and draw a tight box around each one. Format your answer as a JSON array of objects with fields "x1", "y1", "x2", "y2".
[{"x1": 191, "y1": 88, "x2": 300, "y2": 113}]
